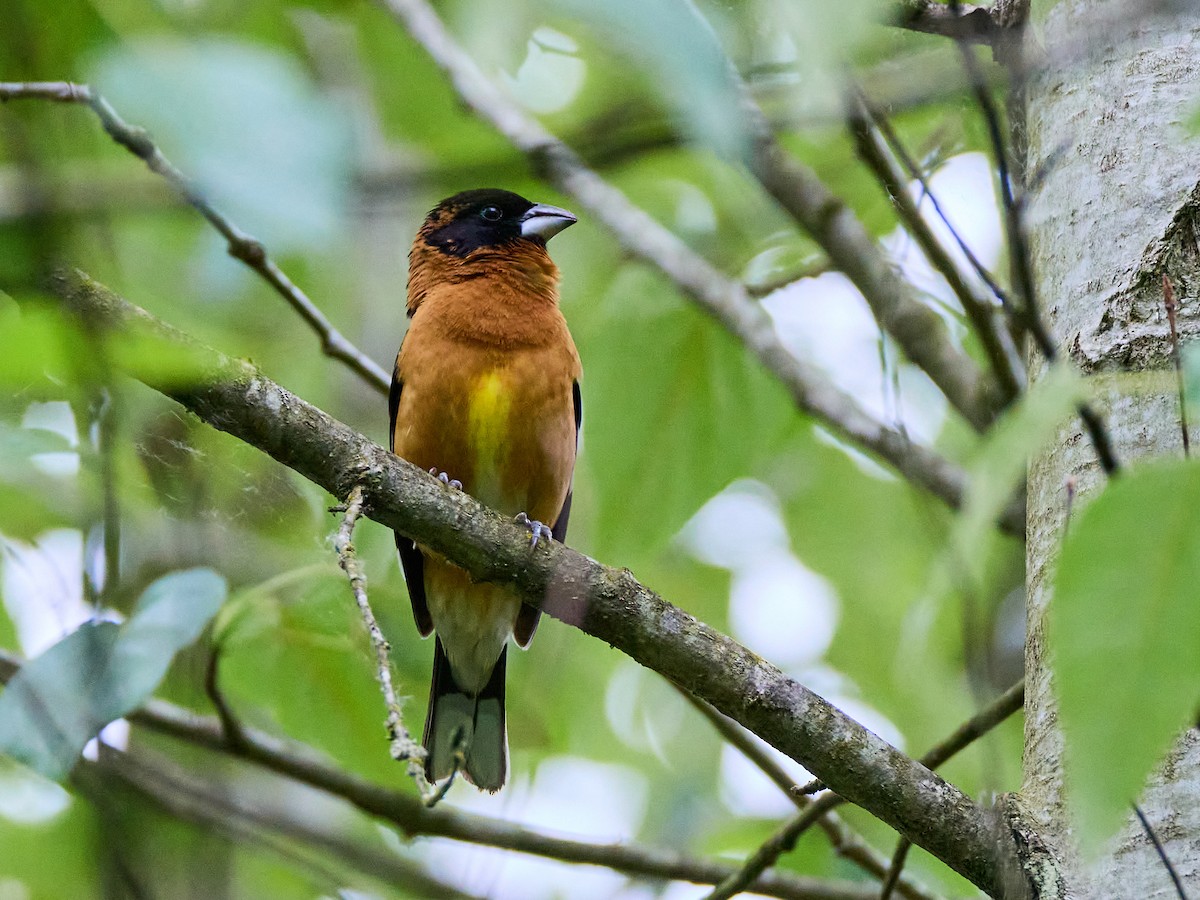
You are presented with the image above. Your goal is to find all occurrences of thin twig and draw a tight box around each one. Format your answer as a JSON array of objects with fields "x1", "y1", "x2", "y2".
[
  {"x1": 1163, "y1": 275, "x2": 1189, "y2": 456},
  {"x1": 332, "y1": 485, "x2": 453, "y2": 804},
  {"x1": 745, "y1": 258, "x2": 832, "y2": 297},
  {"x1": 793, "y1": 778, "x2": 825, "y2": 797},
  {"x1": 204, "y1": 645, "x2": 249, "y2": 751},
  {"x1": 879, "y1": 838, "x2": 913, "y2": 900},
  {"x1": 0, "y1": 81, "x2": 389, "y2": 394},
  {"x1": 74, "y1": 324, "x2": 120, "y2": 606},
  {"x1": 705, "y1": 679, "x2": 1024, "y2": 900},
  {"x1": 846, "y1": 91, "x2": 1022, "y2": 399},
  {"x1": 864, "y1": 98, "x2": 1015, "y2": 313},
  {"x1": 680, "y1": 691, "x2": 939, "y2": 900},
  {"x1": 1132, "y1": 804, "x2": 1189, "y2": 900},
  {"x1": 918, "y1": 678, "x2": 1024, "y2": 769},
  {"x1": 941, "y1": 13, "x2": 1120, "y2": 475},
  {"x1": 706, "y1": 794, "x2": 844, "y2": 900},
  {"x1": 95, "y1": 387, "x2": 121, "y2": 602}
]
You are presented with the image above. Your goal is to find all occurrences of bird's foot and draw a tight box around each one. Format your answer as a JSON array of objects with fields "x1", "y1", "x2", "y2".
[
  {"x1": 429, "y1": 467, "x2": 462, "y2": 490},
  {"x1": 515, "y1": 512, "x2": 553, "y2": 549}
]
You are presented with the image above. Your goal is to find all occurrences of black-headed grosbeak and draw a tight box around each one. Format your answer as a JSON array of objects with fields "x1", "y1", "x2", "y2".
[{"x1": 390, "y1": 189, "x2": 580, "y2": 791}]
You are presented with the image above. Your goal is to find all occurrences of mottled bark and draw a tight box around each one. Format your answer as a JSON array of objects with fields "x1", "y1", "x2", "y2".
[{"x1": 1024, "y1": 3, "x2": 1200, "y2": 895}]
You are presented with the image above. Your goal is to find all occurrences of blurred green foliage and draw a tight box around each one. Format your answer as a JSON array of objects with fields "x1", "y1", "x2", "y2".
[{"x1": 0, "y1": 0, "x2": 1024, "y2": 897}]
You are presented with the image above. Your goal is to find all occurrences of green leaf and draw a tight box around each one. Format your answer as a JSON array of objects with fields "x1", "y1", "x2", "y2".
[
  {"x1": 951, "y1": 362, "x2": 1084, "y2": 589},
  {"x1": 0, "y1": 622, "x2": 121, "y2": 781},
  {"x1": 89, "y1": 38, "x2": 353, "y2": 250},
  {"x1": 108, "y1": 568, "x2": 229, "y2": 714},
  {"x1": 1054, "y1": 460, "x2": 1200, "y2": 852},
  {"x1": 0, "y1": 568, "x2": 227, "y2": 780},
  {"x1": 107, "y1": 327, "x2": 213, "y2": 387},
  {"x1": 0, "y1": 302, "x2": 87, "y2": 387},
  {"x1": 580, "y1": 268, "x2": 799, "y2": 560}
]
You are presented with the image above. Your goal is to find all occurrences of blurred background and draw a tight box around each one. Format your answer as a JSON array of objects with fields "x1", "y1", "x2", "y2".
[{"x1": 0, "y1": 0, "x2": 1024, "y2": 897}]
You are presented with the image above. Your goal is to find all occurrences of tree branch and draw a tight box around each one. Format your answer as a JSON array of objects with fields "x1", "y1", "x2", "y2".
[
  {"x1": 0, "y1": 649, "x2": 880, "y2": 900},
  {"x1": 682, "y1": 692, "x2": 940, "y2": 900},
  {"x1": 367, "y1": 0, "x2": 1005, "y2": 467},
  {"x1": 78, "y1": 746, "x2": 476, "y2": 900},
  {"x1": 865, "y1": 99, "x2": 1015, "y2": 314},
  {"x1": 44, "y1": 270, "x2": 1014, "y2": 895},
  {"x1": 708, "y1": 679, "x2": 1024, "y2": 898},
  {"x1": 880, "y1": 839, "x2": 914, "y2": 900},
  {"x1": 0, "y1": 81, "x2": 389, "y2": 395}
]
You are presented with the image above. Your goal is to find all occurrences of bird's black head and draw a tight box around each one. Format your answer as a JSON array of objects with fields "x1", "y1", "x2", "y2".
[{"x1": 420, "y1": 189, "x2": 576, "y2": 258}]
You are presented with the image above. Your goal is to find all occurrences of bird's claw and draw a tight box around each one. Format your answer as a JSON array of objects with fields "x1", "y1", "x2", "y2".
[
  {"x1": 429, "y1": 467, "x2": 462, "y2": 490},
  {"x1": 515, "y1": 512, "x2": 553, "y2": 549}
]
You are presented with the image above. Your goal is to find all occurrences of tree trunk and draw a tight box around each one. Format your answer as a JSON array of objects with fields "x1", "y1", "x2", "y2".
[{"x1": 1024, "y1": 3, "x2": 1200, "y2": 895}]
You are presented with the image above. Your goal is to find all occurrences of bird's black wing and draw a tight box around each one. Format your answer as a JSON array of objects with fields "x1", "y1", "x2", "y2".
[
  {"x1": 514, "y1": 380, "x2": 581, "y2": 647},
  {"x1": 391, "y1": 357, "x2": 433, "y2": 636}
]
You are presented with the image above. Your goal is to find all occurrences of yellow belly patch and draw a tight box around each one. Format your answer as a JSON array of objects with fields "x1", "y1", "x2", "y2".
[{"x1": 468, "y1": 371, "x2": 511, "y2": 488}]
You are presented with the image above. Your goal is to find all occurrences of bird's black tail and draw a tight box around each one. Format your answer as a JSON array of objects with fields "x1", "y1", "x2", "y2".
[{"x1": 423, "y1": 637, "x2": 507, "y2": 792}]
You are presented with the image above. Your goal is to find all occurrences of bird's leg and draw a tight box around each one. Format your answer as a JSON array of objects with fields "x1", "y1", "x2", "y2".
[
  {"x1": 515, "y1": 511, "x2": 553, "y2": 548},
  {"x1": 428, "y1": 467, "x2": 462, "y2": 490}
]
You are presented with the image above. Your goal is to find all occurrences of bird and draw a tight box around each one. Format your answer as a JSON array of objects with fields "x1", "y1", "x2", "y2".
[{"x1": 389, "y1": 188, "x2": 581, "y2": 792}]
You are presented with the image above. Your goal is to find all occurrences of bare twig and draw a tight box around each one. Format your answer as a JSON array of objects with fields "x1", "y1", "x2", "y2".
[
  {"x1": 367, "y1": 0, "x2": 1015, "y2": 511},
  {"x1": 72, "y1": 318, "x2": 120, "y2": 607},
  {"x1": 706, "y1": 679, "x2": 1024, "y2": 899},
  {"x1": 204, "y1": 645, "x2": 249, "y2": 751},
  {"x1": 332, "y1": 485, "x2": 452, "y2": 804},
  {"x1": 918, "y1": 678, "x2": 1024, "y2": 769},
  {"x1": 1163, "y1": 275, "x2": 1190, "y2": 456},
  {"x1": 1132, "y1": 804, "x2": 1189, "y2": 900},
  {"x1": 48, "y1": 272, "x2": 1012, "y2": 895},
  {"x1": 94, "y1": 386, "x2": 121, "y2": 602},
  {"x1": 846, "y1": 92, "x2": 1022, "y2": 399},
  {"x1": 867, "y1": 103, "x2": 1014, "y2": 315},
  {"x1": 706, "y1": 794, "x2": 845, "y2": 900},
  {"x1": 682, "y1": 692, "x2": 940, "y2": 900},
  {"x1": 941, "y1": 15, "x2": 1120, "y2": 474},
  {"x1": 879, "y1": 838, "x2": 913, "y2": 900},
  {"x1": 794, "y1": 778, "x2": 825, "y2": 797},
  {"x1": 0, "y1": 81, "x2": 389, "y2": 394}
]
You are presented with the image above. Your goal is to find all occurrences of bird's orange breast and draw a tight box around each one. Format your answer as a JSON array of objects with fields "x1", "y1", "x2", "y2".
[{"x1": 392, "y1": 288, "x2": 580, "y2": 525}]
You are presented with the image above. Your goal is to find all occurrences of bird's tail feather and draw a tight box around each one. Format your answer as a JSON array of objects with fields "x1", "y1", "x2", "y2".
[{"x1": 423, "y1": 638, "x2": 507, "y2": 792}]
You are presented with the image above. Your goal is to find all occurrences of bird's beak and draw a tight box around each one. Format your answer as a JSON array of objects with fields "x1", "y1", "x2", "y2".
[{"x1": 520, "y1": 203, "x2": 577, "y2": 241}]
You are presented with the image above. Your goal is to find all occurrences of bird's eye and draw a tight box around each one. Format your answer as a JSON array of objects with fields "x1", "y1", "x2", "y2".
[{"x1": 480, "y1": 206, "x2": 503, "y2": 222}]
